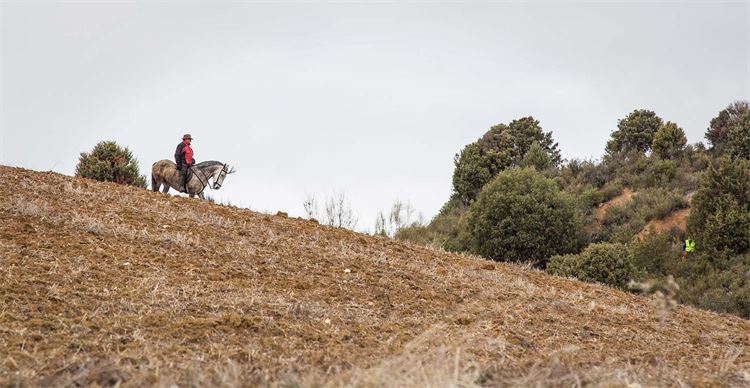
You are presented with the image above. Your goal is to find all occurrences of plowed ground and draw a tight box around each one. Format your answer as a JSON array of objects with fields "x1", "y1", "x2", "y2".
[{"x1": 1, "y1": 166, "x2": 749, "y2": 387}]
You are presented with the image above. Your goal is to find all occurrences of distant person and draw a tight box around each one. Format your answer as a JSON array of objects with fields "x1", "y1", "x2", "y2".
[
  {"x1": 682, "y1": 238, "x2": 695, "y2": 257},
  {"x1": 174, "y1": 134, "x2": 196, "y2": 193}
]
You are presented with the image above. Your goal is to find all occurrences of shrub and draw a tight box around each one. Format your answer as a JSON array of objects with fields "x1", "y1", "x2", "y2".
[
  {"x1": 575, "y1": 158, "x2": 609, "y2": 188},
  {"x1": 393, "y1": 225, "x2": 431, "y2": 245},
  {"x1": 599, "y1": 179, "x2": 625, "y2": 202},
  {"x1": 547, "y1": 243, "x2": 637, "y2": 290},
  {"x1": 577, "y1": 185, "x2": 606, "y2": 213},
  {"x1": 75, "y1": 141, "x2": 147, "y2": 187},
  {"x1": 643, "y1": 159, "x2": 677, "y2": 187},
  {"x1": 632, "y1": 187, "x2": 687, "y2": 222},
  {"x1": 687, "y1": 157, "x2": 750, "y2": 256},
  {"x1": 396, "y1": 196, "x2": 471, "y2": 252},
  {"x1": 631, "y1": 231, "x2": 680, "y2": 277},
  {"x1": 674, "y1": 254, "x2": 750, "y2": 319},
  {"x1": 467, "y1": 167, "x2": 582, "y2": 263}
]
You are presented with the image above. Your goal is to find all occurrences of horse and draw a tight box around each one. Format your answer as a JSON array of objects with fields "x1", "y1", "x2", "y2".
[{"x1": 151, "y1": 160, "x2": 235, "y2": 199}]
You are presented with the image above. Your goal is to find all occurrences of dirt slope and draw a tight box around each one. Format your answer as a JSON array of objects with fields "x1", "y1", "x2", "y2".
[
  {"x1": 1, "y1": 166, "x2": 749, "y2": 387},
  {"x1": 636, "y1": 208, "x2": 690, "y2": 240}
]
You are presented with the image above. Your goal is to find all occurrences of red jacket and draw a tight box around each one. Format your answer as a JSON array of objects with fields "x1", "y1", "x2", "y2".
[
  {"x1": 175, "y1": 140, "x2": 195, "y2": 166},
  {"x1": 183, "y1": 142, "x2": 194, "y2": 165}
]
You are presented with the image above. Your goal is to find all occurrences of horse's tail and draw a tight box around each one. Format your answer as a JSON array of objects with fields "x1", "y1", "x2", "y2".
[{"x1": 151, "y1": 175, "x2": 158, "y2": 192}]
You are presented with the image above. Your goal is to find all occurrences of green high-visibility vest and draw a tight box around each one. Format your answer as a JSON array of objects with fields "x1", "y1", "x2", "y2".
[{"x1": 685, "y1": 239, "x2": 696, "y2": 252}]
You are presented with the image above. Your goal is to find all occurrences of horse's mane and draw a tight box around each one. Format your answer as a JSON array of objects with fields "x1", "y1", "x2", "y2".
[{"x1": 195, "y1": 160, "x2": 224, "y2": 168}]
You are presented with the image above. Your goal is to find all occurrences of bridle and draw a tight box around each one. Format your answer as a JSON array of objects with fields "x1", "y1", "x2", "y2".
[
  {"x1": 213, "y1": 164, "x2": 229, "y2": 190},
  {"x1": 186, "y1": 163, "x2": 230, "y2": 195}
]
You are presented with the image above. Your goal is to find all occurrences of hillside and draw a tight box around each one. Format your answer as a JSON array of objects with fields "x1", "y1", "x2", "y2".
[
  {"x1": 589, "y1": 188, "x2": 691, "y2": 240},
  {"x1": 1, "y1": 166, "x2": 749, "y2": 387}
]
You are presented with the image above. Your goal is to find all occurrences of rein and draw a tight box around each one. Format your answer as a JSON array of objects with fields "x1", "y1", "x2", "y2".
[{"x1": 188, "y1": 165, "x2": 210, "y2": 195}]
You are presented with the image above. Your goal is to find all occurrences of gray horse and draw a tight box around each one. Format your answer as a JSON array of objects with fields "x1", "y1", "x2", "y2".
[{"x1": 151, "y1": 160, "x2": 235, "y2": 199}]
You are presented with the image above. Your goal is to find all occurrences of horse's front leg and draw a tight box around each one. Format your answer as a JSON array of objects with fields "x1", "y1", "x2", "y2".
[{"x1": 198, "y1": 192, "x2": 205, "y2": 200}]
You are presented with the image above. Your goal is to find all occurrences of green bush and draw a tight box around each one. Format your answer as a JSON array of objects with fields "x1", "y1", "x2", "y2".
[
  {"x1": 75, "y1": 141, "x2": 147, "y2": 187},
  {"x1": 599, "y1": 179, "x2": 625, "y2": 202},
  {"x1": 577, "y1": 185, "x2": 606, "y2": 213},
  {"x1": 567, "y1": 158, "x2": 609, "y2": 188},
  {"x1": 467, "y1": 167, "x2": 582, "y2": 263},
  {"x1": 674, "y1": 254, "x2": 750, "y2": 319},
  {"x1": 632, "y1": 187, "x2": 687, "y2": 222},
  {"x1": 547, "y1": 243, "x2": 637, "y2": 290},
  {"x1": 687, "y1": 157, "x2": 750, "y2": 256},
  {"x1": 631, "y1": 231, "x2": 681, "y2": 277},
  {"x1": 642, "y1": 159, "x2": 677, "y2": 187}
]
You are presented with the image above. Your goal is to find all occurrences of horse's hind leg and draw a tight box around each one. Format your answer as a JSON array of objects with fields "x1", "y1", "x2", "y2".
[{"x1": 161, "y1": 184, "x2": 170, "y2": 194}]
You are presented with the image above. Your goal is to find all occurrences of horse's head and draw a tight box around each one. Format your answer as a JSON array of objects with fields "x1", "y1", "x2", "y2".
[{"x1": 213, "y1": 164, "x2": 235, "y2": 189}]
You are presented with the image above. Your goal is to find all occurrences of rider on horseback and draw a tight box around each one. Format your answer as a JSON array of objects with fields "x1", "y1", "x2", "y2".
[{"x1": 175, "y1": 134, "x2": 196, "y2": 193}]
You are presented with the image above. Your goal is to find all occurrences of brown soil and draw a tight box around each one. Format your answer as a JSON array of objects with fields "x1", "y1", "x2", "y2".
[
  {"x1": 636, "y1": 208, "x2": 690, "y2": 240},
  {"x1": 1, "y1": 166, "x2": 749, "y2": 386}
]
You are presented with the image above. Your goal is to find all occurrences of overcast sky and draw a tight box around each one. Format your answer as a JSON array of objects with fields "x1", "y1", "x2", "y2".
[{"x1": 2, "y1": 1, "x2": 748, "y2": 230}]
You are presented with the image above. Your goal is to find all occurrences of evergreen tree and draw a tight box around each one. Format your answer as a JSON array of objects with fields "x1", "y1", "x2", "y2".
[
  {"x1": 705, "y1": 100, "x2": 749, "y2": 151},
  {"x1": 452, "y1": 117, "x2": 561, "y2": 204},
  {"x1": 75, "y1": 141, "x2": 147, "y2": 188},
  {"x1": 606, "y1": 109, "x2": 663, "y2": 155},
  {"x1": 652, "y1": 121, "x2": 687, "y2": 159},
  {"x1": 687, "y1": 157, "x2": 750, "y2": 256}
]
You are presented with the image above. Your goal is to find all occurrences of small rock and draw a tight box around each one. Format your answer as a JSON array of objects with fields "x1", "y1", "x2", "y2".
[{"x1": 344, "y1": 268, "x2": 352, "y2": 273}]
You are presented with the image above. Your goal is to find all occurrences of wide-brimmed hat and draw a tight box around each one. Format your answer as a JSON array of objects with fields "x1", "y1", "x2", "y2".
[{"x1": 182, "y1": 134, "x2": 193, "y2": 140}]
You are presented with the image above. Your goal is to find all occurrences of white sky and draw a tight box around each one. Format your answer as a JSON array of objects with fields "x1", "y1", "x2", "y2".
[{"x1": 2, "y1": 1, "x2": 749, "y2": 231}]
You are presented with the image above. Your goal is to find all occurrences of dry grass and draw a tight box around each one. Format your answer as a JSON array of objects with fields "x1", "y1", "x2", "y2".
[{"x1": 1, "y1": 166, "x2": 749, "y2": 387}]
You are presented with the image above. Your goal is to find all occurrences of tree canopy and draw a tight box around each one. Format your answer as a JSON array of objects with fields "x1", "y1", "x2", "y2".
[
  {"x1": 705, "y1": 101, "x2": 749, "y2": 151},
  {"x1": 452, "y1": 117, "x2": 561, "y2": 204},
  {"x1": 652, "y1": 121, "x2": 687, "y2": 159},
  {"x1": 606, "y1": 109, "x2": 663, "y2": 155}
]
